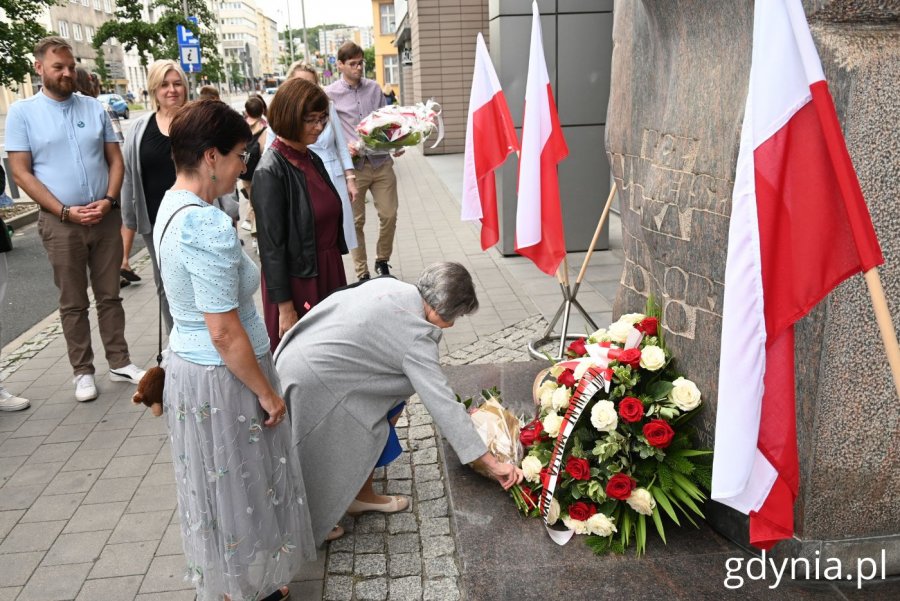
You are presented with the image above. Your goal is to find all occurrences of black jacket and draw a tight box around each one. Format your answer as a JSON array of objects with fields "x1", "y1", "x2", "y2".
[{"x1": 251, "y1": 146, "x2": 348, "y2": 303}]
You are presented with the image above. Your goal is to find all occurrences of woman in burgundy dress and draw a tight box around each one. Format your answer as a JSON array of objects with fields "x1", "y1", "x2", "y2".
[{"x1": 251, "y1": 78, "x2": 348, "y2": 352}]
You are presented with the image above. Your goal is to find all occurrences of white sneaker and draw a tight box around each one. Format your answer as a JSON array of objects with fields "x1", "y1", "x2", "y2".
[
  {"x1": 74, "y1": 374, "x2": 98, "y2": 402},
  {"x1": 0, "y1": 386, "x2": 30, "y2": 411},
  {"x1": 109, "y1": 363, "x2": 146, "y2": 384},
  {"x1": 240, "y1": 220, "x2": 253, "y2": 231}
]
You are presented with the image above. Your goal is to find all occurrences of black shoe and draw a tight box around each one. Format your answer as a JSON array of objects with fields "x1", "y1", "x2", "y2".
[
  {"x1": 120, "y1": 278, "x2": 131, "y2": 288},
  {"x1": 374, "y1": 261, "x2": 391, "y2": 276},
  {"x1": 358, "y1": 273, "x2": 371, "y2": 282},
  {"x1": 120, "y1": 268, "x2": 141, "y2": 282}
]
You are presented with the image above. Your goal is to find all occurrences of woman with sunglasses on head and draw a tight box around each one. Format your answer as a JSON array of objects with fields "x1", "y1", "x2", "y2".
[
  {"x1": 251, "y1": 77, "x2": 348, "y2": 352},
  {"x1": 155, "y1": 99, "x2": 315, "y2": 601}
]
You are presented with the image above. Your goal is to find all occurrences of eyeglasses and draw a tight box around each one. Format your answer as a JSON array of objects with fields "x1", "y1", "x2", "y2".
[
  {"x1": 303, "y1": 116, "x2": 329, "y2": 127},
  {"x1": 237, "y1": 150, "x2": 251, "y2": 165},
  {"x1": 344, "y1": 60, "x2": 365, "y2": 69}
]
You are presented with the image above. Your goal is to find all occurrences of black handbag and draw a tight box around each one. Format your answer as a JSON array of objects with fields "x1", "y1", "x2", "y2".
[{"x1": 0, "y1": 216, "x2": 12, "y2": 254}]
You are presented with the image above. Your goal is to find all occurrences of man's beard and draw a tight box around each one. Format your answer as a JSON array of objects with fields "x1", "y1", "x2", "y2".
[{"x1": 43, "y1": 76, "x2": 75, "y2": 97}]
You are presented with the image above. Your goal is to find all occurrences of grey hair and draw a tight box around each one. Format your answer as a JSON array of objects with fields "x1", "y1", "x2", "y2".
[{"x1": 416, "y1": 262, "x2": 479, "y2": 322}]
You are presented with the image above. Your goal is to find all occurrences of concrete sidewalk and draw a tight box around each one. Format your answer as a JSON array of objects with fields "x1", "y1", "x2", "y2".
[{"x1": 0, "y1": 148, "x2": 625, "y2": 600}]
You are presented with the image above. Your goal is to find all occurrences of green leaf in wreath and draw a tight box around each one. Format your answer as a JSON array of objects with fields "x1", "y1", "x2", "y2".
[{"x1": 645, "y1": 380, "x2": 674, "y2": 401}]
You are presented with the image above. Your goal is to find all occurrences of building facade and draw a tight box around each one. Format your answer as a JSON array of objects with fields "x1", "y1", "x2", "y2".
[
  {"x1": 371, "y1": 0, "x2": 399, "y2": 93},
  {"x1": 318, "y1": 26, "x2": 375, "y2": 58},
  {"x1": 219, "y1": 0, "x2": 263, "y2": 89}
]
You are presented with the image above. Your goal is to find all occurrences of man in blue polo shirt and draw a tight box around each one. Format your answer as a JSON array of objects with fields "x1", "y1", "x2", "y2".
[{"x1": 5, "y1": 36, "x2": 145, "y2": 402}]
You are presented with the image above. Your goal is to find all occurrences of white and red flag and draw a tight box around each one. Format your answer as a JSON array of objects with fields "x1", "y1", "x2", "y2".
[
  {"x1": 712, "y1": 0, "x2": 883, "y2": 550},
  {"x1": 515, "y1": 1, "x2": 569, "y2": 275},
  {"x1": 461, "y1": 33, "x2": 519, "y2": 250}
]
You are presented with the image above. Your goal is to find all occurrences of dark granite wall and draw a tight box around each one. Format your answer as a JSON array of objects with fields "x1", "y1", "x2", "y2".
[{"x1": 606, "y1": 0, "x2": 899, "y2": 563}]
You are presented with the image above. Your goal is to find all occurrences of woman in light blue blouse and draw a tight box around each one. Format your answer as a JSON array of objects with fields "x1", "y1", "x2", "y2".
[{"x1": 154, "y1": 100, "x2": 314, "y2": 601}]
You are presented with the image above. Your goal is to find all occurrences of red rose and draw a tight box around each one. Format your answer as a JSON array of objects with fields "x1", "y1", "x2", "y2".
[
  {"x1": 567, "y1": 337, "x2": 587, "y2": 357},
  {"x1": 606, "y1": 473, "x2": 637, "y2": 500},
  {"x1": 540, "y1": 467, "x2": 551, "y2": 489},
  {"x1": 567, "y1": 501, "x2": 597, "y2": 521},
  {"x1": 643, "y1": 419, "x2": 675, "y2": 448},
  {"x1": 519, "y1": 419, "x2": 544, "y2": 447},
  {"x1": 599, "y1": 341, "x2": 612, "y2": 348},
  {"x1": 617, "y1": 348, "x2": 642, "y2": 369},
  {"x1": 636, "y1": 317, "x2": 659, "y2": 336},
  {"x1": 564, "y1": 457, "x2": 591, "y2": 481},
  {"x1": 557, "y1": 368, "x2": 576, "y2": 388},
  {"x1": 618, "y1": 397, "x2": 644, "y2": 423}
]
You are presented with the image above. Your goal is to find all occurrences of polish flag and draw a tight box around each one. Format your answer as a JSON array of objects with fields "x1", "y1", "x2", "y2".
[
  {"x1": 461, "y1": 33, "x2": 519, "y2": 250},
  {"x1": 711, "y1": 0, "x2": 883, "y2": 550},
  {"x1": 515, "y1": 1, "x2": 569, "y2": 275}
]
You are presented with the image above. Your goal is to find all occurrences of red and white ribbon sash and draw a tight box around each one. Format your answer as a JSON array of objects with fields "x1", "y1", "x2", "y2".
[{"x1": 540, "y1": 365, "x2": 609, "y2": 544}]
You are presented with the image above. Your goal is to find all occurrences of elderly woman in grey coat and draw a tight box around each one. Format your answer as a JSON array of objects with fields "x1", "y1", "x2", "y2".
[{"x1": 274, "y1": 263, "x2": 522, "y2": 544}]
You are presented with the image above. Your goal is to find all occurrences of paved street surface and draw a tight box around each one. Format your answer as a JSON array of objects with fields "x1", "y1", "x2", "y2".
[{"x1": 0, "y1": 146, "x2": 625, "y2": 600}]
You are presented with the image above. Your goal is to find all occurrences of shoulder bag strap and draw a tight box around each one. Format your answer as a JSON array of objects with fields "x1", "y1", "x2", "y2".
[{"x1": 154, "y1": 203, "x2": 199, "y2": 365}]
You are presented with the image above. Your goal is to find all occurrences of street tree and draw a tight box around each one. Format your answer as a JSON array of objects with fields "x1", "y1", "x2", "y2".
[
  {"x1": 0, "y1": 0, "x2": 56, "y2": 89},
  {"x1": 93, "y1": 0, "x2": 225, "y2": 83}
]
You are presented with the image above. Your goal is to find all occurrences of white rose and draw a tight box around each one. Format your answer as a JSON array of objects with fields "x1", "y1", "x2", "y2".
[
  {"x1": 669, "y1": 376, "x2": 702, "y2": 411},
  {"x1": 562, "y1": 515, "x2": 589, "y2": 535},
  {"x1": 521, "y1": 455, "x2": 543, "y2": 483},
  {"x1": 551, "y1": 386, "x2": 572, "y2": 412},
  {"x1": 547, "y1": 497, "x2": 561, "y2": 525},
  {"x1": 608, "y1": 320, "x2": 635, "y2": 343},
  {"x1": 588, "y1": 327, "x2": 609, "y2": 343},
  {"x1": 586, "y1": 512, "x2": 618, "y2": 536},
  {"x1": 590, "y1": 400, "x2": 618, "y2": 433},
  {"x1": 625, "y1": 488, "x2": 657, "y2": 516},
  {"x1": 542, "y1": 412, "x2": 563, "y2": 438},
  {"x1": 618, "y1": 313, "x2": 646, "y2": 325},
  {"x1": 538, "y1": 382, "x2": 557, "y2": 410},
  {"x1": 639, "y1": 345, "x2": 666, "y2": 371}
]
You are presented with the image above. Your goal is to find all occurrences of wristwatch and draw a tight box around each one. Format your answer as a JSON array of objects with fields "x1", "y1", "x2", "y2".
[{"x1": 103, "y1": 195, "x2": 120, "y2": 209}]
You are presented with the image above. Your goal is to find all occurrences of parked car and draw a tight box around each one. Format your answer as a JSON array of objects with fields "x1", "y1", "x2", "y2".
[{"x1": 98, "y1": 93, "x2": 129, "y2": 119}]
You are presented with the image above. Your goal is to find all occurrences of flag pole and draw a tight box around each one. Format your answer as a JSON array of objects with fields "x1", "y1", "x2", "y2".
[
  {"x1": 527, "y1": 187, "x2": 615, "y2": 360},
  {"x1": 863, "y1": 268, "x2": 900, "y2": 399}
]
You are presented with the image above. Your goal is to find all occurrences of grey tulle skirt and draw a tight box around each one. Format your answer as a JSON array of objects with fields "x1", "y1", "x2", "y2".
[{"x1": 164, "y1": 352, "x2": 316, "y2": 601}]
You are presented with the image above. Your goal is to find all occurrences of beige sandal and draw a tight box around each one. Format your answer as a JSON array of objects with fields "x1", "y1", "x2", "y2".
[
  {"x1": 347, "y1": 495, "x2": 410, "y2": 516},
  {"x1": 325, "y1": 525, "x2": 344, "y2": 541}
]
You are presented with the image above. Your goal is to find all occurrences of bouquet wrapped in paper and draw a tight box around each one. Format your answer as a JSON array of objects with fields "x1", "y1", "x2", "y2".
[
  {"x1": 354, "y1": 99, "x2": 444, "y2": 155},
  {"x1": 457, "y1": 388, "x2": 537, "y2": 513}
]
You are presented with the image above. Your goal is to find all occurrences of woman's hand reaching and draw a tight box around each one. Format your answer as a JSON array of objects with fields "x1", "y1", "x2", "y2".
[
  {"x1": 478, "y1": 452, "x2": 524, "y2": 490},
  {"x1": 278, "y1": 301, "x2": 299, "y2": 339}
]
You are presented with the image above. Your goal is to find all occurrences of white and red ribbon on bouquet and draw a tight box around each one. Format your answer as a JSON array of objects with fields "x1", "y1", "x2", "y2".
[{"x1": 539, "y1": 329, "x2": 644, "y2": 545}]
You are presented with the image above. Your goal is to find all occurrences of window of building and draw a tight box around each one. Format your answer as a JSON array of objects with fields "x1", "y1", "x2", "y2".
[
  {"x1": 104, "y1": 0, "x2": 113, "y2": 13},
  {"x1": 383, "y1": 55, "x2": 398, "y2": 85},
  {"x1": 93, "y1": 0, "x2": 102, "y2": 9},
  {"x1": 81, "y1": 0, "x2": 90, "y2": 6},
  {"x1": 73, "y1": 23, "x2": 83, "y2": 41},
  {"x1": 85, "y1": 26, "x2": 95, "y2": 43},
  {"x1": 58, "y1": 21, "x2": 70, "y2": 38},
  {"x1": 380, "y1": 3, "x2": 396, "y2": 34}
]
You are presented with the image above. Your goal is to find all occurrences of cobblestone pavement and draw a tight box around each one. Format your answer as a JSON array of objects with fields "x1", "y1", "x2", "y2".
[{"x1": 0, "y1": 148, "x2": 623, "y2": 600}]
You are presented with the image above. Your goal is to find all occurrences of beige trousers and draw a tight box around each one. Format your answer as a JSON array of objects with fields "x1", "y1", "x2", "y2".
[{"x1": 350, "y1": 161, "x2": 398, "y2": 277}]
